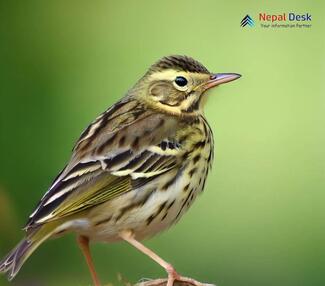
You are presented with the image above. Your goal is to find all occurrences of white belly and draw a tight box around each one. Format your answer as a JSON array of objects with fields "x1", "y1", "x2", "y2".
[{"x1": 77, "y1": 144, "x2": 212, "y2": 243}]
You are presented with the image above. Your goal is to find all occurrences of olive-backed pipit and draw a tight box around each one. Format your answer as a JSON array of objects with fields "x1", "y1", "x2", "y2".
[{"x1": 0, "y1": 55, "x2": 241, "y2": 286}]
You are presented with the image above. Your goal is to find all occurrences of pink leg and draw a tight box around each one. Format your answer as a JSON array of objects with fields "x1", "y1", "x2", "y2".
[
  {"x1": 120, "y1": 230, "x2": 210, "y2": 286},
  {"x1": 77, "y1": 235, "x2": 101, "y2": 286}
]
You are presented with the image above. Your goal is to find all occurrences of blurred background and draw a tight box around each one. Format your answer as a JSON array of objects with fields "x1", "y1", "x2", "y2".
[{"x1": 0, "y1": 0, "x2": 324, "y2": 285}]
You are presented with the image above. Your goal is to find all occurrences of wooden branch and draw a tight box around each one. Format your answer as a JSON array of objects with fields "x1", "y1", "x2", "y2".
[
  {"x1": 116, "y1": 272, "x2": 216, "y2": 286},
  {"x1": 135, "y1": 278, "x2": 216, "y2": 286}
]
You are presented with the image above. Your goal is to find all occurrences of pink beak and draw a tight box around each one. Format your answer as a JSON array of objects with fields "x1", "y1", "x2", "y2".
[{"x1": 204, "y1": 73, "x2": 241, "y2": 90}]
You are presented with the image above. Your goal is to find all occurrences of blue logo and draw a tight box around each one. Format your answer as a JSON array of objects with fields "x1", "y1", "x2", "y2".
[{"x1": 241, "y1": 15, "x2": 254, "y2": 27}]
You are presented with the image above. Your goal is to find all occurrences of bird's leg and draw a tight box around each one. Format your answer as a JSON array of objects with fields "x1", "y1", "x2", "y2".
[
  {"x1": 120, "y1": 230, "x2": 180, "y2": 286},
  {"x1": 77, "y1": 235, "x2": 101, "y2": 286}
]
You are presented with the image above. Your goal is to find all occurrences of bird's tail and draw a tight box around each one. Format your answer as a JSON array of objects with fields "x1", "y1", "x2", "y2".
[{"x1": 0, "y1": 223, "x2": 57, "y2": 280}]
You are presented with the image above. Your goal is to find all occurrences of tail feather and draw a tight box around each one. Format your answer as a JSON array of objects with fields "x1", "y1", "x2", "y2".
[
  {"x1": 0, "y1": 239, "x2": 35, "y2": 280},
  {"x1": 0, "y1": 224, "x2": 57, "y2": 280}
]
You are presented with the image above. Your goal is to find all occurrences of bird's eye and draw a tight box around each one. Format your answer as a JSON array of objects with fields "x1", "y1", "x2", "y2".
[{"x1": 175, "y1": 76, "x2": 188, "y2": 87}]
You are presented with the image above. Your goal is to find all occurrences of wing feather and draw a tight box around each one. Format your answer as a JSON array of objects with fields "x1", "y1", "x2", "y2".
[{"x1": 25, "y1": 99, "x2": 183, "y2": 228}]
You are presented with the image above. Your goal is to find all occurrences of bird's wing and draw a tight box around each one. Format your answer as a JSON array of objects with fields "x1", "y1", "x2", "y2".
[{"x1": 25, "y1": 98, "x2": 184, "y2": 228}]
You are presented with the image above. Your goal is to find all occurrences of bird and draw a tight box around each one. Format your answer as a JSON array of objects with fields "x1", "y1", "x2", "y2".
[{"x1": 0, "y1": 55, "x2": 241, "y2": 286}]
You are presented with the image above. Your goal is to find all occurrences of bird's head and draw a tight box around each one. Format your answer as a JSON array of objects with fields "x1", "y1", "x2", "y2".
[{"x1": 132, "y1": 55, "x2": 241, "y2": 116}]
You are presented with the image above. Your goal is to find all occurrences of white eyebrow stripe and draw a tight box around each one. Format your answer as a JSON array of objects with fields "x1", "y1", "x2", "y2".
[{"x1": 149, "y1": 69, "x2": 184, "y2": 81}]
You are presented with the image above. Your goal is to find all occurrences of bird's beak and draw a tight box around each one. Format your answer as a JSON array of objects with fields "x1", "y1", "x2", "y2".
[{"x1": 204, "y1": 73, "x2": 241, "y2": 90}]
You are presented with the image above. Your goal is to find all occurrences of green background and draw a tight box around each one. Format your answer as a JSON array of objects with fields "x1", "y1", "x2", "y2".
[{"x1": 0, "y1": 0, "x2": 324, "y2": 285}]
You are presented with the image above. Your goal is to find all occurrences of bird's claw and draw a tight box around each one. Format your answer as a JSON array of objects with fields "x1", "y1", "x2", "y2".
[{"x1": 135, "y1": 276, "x2": 216, "y2": 286}]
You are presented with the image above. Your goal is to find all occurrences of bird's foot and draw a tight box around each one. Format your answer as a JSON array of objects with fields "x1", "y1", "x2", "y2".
[
  {"x1": 135, "y1": 274, "x2": 215, "y2": 286},
  {"x1": 165, "y1": 263, "x2": 180, "y2": 286},
  {"x1": 173, "y1": 276, "x2": 215, "y2": 286}
]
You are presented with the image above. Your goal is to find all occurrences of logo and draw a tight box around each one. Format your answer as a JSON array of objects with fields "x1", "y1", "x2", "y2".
[
  {"x1": 240, "y1": 15, "x2": 254, "y2": 27},
  {"x1": 240, "y1": 12, "x2": 312, "y2": 29}
]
